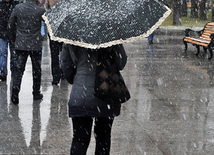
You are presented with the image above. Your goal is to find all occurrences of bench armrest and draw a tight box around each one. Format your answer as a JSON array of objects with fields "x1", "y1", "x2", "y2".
[
  {"x1": 185, "y1": 28, "x2": 192, "y2": 36},
  {"x1": 210, "y1": 33, "x2": 214, "y2": 39},
  {"x1": 185, "y1": 28, "x2": 202, "y2": 37}
]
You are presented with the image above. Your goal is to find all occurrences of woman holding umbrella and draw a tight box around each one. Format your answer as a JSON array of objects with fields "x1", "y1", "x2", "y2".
[
  {"x1": 62, "y1": 44, "x2": 128, "y2": 155},
  {"x1": 43, "y1": 0, "x2": 171, "y2": 154}
]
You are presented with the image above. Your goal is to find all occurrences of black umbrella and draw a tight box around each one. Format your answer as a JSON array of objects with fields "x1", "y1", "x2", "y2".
[{"x1": 43, "y1": 0, "x2": 171, "y2": 49}]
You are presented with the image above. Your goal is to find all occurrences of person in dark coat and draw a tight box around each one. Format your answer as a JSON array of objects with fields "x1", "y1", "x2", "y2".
[
  {"x1": 148, "y1": 31, "x2": 154, "y2": 44},
  {"x1": 49, "y1": 40, "x2": 63, "y2": 85},
  {"x1": 8, "y1": 0, "x2": 45, "y2": 104},
  {"x1": 44, "y1": 0, "x2": 59, "y2": 8},
  {"x1": 45, "y1": 0, "x2": 63, "y2": 85},
  {"x1": 63, "y1": 44, "x2": 128, "y2": 155},
  {"x1": 39, "y1": 0, "x2": 47, "y2": 39},
  {"x1": 0, "y1": 0, "x2": 19, "y2": 81}
]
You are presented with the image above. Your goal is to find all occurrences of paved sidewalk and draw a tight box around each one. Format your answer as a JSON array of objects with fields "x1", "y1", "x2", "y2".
[
  {"x1": 157, "y1": 26, "x2": 203, "y2": 35},
  {"x1": 1, "y1": 32, "x2": 214, "y2": 154}
]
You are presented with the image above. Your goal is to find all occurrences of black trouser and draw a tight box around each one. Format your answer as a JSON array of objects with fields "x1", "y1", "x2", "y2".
[
  {"x1": 12, "y1": 50, "x2": 42, "y2": 95},
  {"x1": 49, "y1": 40, "x2": 62, "y2": 82},
  {"x1": 70, "y1": 117, "x2": 114, "y2": 155},
  {"x1": 9, "y1": 43, "x2": 17, "y2": 75}
]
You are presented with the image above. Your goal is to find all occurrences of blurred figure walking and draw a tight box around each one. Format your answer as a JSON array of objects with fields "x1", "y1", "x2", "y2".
[
  {"x1": 148, "y1": 32, "x2": 154, "y2": 44},
  {"x1": 8, "y1": 0, "x2": 45, "y2": 104},
  {"x1": 44, "y1": 0, "x2": 63, "y2": 85},
  {"x1": 44, "y1": 0, "x2": 59, "y2": 8},
  {"x1": 40, "y1": 0, "x2": 47, "y2": 40},
  {"x1": 0, "y1": 0, "x2": 19, "y2": 81}
]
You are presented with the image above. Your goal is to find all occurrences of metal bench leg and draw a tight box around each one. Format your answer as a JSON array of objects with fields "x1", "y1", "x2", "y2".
[
  {"x1": 203, "y1": 47, "x2": 208, "y2": 58},
  {"x1": 196, "y1": 45, "x2": 200, "y2": 56},
  {"x1": 208, "y1": 47, "x2": 213, "y2": 59},
  {"x1": 183, "y1": 41, "x2": 187, "y2": 52},
  {"x1": 203, "y1": 47, "x2": 207, "y2": 53}
]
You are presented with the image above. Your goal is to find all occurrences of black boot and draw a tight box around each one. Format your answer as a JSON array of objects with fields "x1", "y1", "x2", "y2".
[
  {"x1": 11, "y1": 89, "x2": 19, "y2": 104},
  {"x1": 0, "y1": 75, "x2": 7, "y2": 81},
  {"x1": 33, "y1": 93, "x2": 43, "y2": 100}
]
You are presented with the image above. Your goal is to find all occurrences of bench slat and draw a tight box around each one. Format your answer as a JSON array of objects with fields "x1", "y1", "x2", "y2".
[
  {"x1": 200, "y1": 37, "x2": 211, "y2": 41},
  {"x1": 184, "y1": 37, "x2": 209, "y2": 46},
  {"x1": 204, "y1": 29, "x2": 214, "y2": 32},
  {"x1": 204, "y1": 26, "x2": 214, "y2": 28},
  {"x1": 203, "y1": 30, "x2": 214, "y2": 34},
  {"x1": 200, "y1": 34, "x2": 211, "y2": 40},
  {"x1": 201, "y1": 34, "x2": 211, "y2": 37},
  {"x1": 185, "y1": 37, "x2": 210, "y2": 43},
  {"x1": 201, "y1": 33, "x2": 211, "y2": 36},
  {"x1": 206, "y1": 23, "x2": 214, "y2": 26},
  {"x1": 184, "y1": 40, "x2": 208, "y2": 46}
]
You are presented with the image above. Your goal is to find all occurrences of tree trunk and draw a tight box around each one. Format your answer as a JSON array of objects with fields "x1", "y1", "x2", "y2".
[
  {"x1": 191, "y1": 0, "x2": 199, "y2": 18},
  {"x1": 212, "y1": 0, "x2": 214, "y2": 21},
  {"x1": 173, "y1": 0, "x2": 182, "y2": 25},
  {"x1": 181, "y1": 0, "x2": 188, "y2": 16},
  {"x1": 159, "y1": 0, "x2": 170, "y2": 7},
  {"x1": 199, "y1": 0, "x2": 207, "y2": 20}
]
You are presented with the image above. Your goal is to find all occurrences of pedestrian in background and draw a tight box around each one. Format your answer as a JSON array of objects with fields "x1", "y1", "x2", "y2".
[
  {"x1": 40, "y1": 0, "x2": 44, "y2": 5},
  {"x1": 49, "y1": 40, "x2": 63, "y2": 85},
  {"x1": 0, "y1": 0, "x2": 19, "y2": 81},
  {"x1": 44, "y1": 0, "x2": 63, "y2": 85},
  {"x1": 8, "y1": 0, "x2": 45, "y2": 104},
  {"x1": 63, "y1": 44, "x2": 128, "y2": 155},
  {"x1": 40, "y1": 0, "x2": 47, "y2": 40},
  {"x1": 148, "y1": 31, "x2": 154, "y2": 44},
  {"x1": 44, "y1": 0, "x2": 59, "y2": 8}
]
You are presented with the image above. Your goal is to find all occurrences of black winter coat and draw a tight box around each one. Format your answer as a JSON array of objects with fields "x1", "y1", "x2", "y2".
[
  {"x1": 0, "y1": 0, "x2": 17, "y2": 39},
  {"x1": 66, "y1": 44, "x2": 128, "y2": 117},
  {"x1": 8, "y1": 0, "x2": 45, "y2": 51}
]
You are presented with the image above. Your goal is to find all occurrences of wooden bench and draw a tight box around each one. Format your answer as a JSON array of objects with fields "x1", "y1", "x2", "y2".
[{"x1": 183, "y1": 22, "x2": 214, "y2": 59}]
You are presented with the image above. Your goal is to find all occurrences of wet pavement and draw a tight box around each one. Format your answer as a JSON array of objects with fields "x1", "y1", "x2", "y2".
[{"x1": 1, "y1": 30, "x2": 214, "y2": 155}]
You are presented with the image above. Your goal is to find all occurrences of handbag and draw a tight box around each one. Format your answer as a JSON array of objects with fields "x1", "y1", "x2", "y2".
[
  {"x1": 61, "y1": 44, "x2": 77, "y2": 84},
  {"x1": 94, "y1": 50, "x2": 130, "y2": 104}
]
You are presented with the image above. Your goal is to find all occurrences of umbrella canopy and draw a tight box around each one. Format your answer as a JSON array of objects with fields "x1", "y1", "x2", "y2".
[{"x1": 43, "y1": 0, "x2": 171, "y2": 49}]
